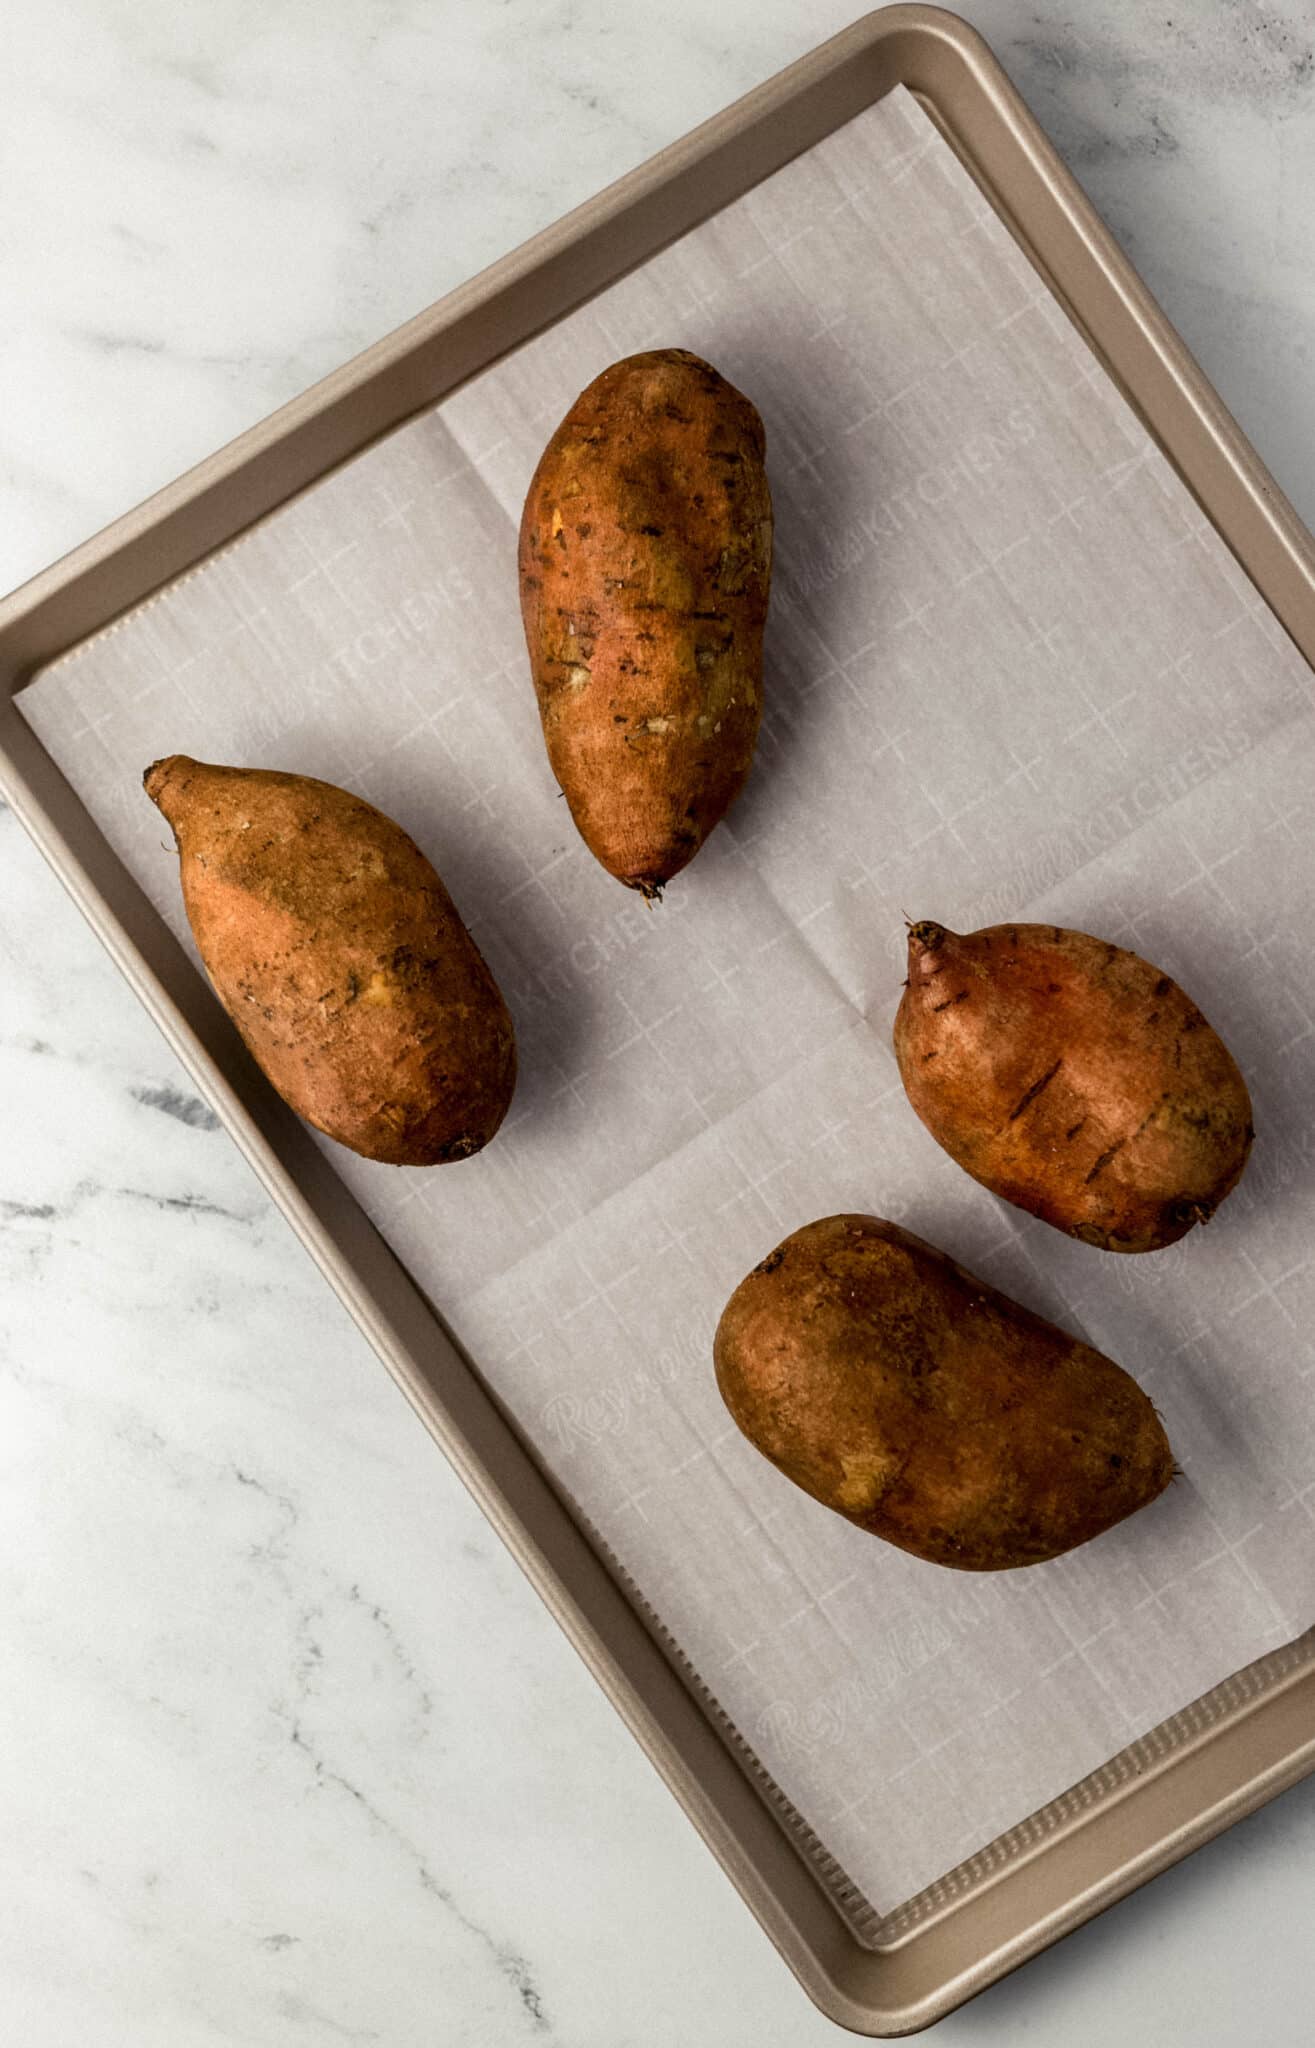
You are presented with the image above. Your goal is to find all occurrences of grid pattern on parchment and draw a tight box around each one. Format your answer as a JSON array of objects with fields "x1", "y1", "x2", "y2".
[{"x1": 19, "y1": 87, "x2": 1315, "y2": 1912}]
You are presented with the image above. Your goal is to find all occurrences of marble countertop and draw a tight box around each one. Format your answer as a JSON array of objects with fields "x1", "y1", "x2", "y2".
[{"x1": 3, "y1": 3, "x2": 1314, "y2": 2041}]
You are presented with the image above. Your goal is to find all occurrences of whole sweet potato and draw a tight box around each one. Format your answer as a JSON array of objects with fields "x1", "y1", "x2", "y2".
[
  {"x1": 894, "y1": 920, "x2": 1253, "y2": 1252},
  {"x1": 715, "y1": 1215, "x2": 1173, "y2": 1571},
  {"x1": 518, "y1": 348, "x2": 772, "y2": 896},
  {"x1": 144, "y1": 756, "x2": 516, "y2": 1165}
]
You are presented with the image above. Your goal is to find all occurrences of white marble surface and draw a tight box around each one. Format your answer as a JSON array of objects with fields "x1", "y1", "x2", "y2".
[{"x1": 3, "y1": 3, "x2": 1315, "y2": 2041}]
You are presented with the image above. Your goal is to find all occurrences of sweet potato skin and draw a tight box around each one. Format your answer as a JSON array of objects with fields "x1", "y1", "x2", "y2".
[
  {"x1": 144, "y1": 756, "x2": 516, "y2": 1166},
  {"x1": 714, "y1": 1215, "x2": 1173, "y2": 1571},
  {"x1": 518, "y1": 348, "x2": 772, "y2": 895},
  {"x1": 894, "y1": 921, "x2": 1254, "y2": 1253}
]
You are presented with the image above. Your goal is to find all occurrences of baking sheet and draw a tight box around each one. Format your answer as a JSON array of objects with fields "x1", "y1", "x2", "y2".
[{"x1": 20, "y1": 85, "x2": 1315, "y2": 1912}]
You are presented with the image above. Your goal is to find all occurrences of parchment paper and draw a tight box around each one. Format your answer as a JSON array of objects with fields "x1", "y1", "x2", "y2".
[{"x1": 21, "y1": 87, "x2": 1315, "y2": 1912}]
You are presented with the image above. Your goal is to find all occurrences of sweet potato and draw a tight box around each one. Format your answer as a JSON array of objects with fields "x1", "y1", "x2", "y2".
[
  {"x1": 714, "y1": 1214, "x2": 1173, "y2": 1571},
  {"x1": 144, "y1": 756, "x2": 516, "y2": 1165},
  {"x1": 518, "y1": 348, "x2": 772, "y2": 896},
  {"x1": 894, "y1": 920, "x2": 1253, "y2": 1252}
]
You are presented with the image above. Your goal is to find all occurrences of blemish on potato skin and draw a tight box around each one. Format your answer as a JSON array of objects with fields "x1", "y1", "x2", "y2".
[
  {"x1": 437, "y1": 1132, "x2": 482, "y2": 1163},
  {"x1": 1008, "y1": 1059, "x2": 1062, "y2": 1121},
  {"x1": 1084, "y1": 1138, "x2": 1126, "y2": 1185}
]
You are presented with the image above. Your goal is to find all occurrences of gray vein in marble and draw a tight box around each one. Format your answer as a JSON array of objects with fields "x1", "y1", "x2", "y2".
[
  {"x1": 216, "y1": 1457, "x2": 535, "y2": 2026},
  {"x1": 342, "y1": 1580, "x2": 436, "y2": 1726},
  {"x1": 108, "y1": 220, "x2": 169, "y2": 255},
  {"x1": 76, "y1": 327, "x2": 168, "y2": 358},
  {"x1": 131, "y1": 1082, "x2": 222, "y2": 1131},
  {"x1": 233, "y1": 1457, "x2": 437, "y2": 1730},
  {"x1": 232, "y1": 1463, "x2": 300, "y2": 1564},
  {"x1": 1005, "y1": 2, "x2": 1315, "y2": 114},
  {"x1": 273, "y1": 1990, "x2": 382, "y2": 2044},
  {"x1": 286, "y1": 1717, "x2": 550, "y2": 2035},
  {"x1": 1008, "y1": 36, "x2": 1183, "y2": 165},
  {"x1": 989, "y1": 3, "x2": 1315, "y2": 217},
  {"x1": 1, "y1": 1175, "x2": 262, "y2": 1242},
  {"x1": 117, "y1": 1185, "x2": 257, "y2": 1223}
]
